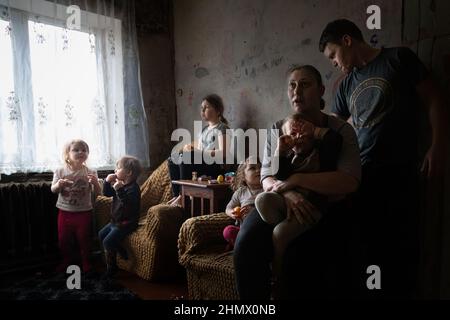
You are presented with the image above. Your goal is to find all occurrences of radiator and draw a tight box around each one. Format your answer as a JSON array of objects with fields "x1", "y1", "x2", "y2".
[{"x1": 0, "y1": 182, "x2": 59, "y2": 274}]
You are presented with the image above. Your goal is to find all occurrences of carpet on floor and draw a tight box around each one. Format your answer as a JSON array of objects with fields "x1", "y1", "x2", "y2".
[{"x1": 0, "y1": 272, "x2": 139, "y2": 300}]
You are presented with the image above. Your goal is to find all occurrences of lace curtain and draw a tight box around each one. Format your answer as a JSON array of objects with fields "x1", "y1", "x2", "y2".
[{"x1": 0, "y1": 0, "x2": 149, "y2": 174}]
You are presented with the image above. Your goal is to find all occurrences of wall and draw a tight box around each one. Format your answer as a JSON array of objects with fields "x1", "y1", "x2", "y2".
[
  {"x1": 173, "y1": 0, "x2": 402, "y2": 134},
  {"x1": 403, "y1": 0, "x2": 450, "y2": 298}
]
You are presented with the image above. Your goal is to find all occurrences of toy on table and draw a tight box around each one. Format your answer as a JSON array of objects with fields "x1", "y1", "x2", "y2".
[{"x1": 224, "y1": 172, "x2": 235, "y2": 183}]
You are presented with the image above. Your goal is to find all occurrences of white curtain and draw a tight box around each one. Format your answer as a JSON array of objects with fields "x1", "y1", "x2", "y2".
[{"x1": 0, "y1": 0, "x2": 149, "y2": 174}]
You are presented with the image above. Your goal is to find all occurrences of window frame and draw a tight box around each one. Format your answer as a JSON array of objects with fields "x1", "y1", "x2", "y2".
[{"x1": 0, "y1": 0, "x2": 125, "y2": 177}]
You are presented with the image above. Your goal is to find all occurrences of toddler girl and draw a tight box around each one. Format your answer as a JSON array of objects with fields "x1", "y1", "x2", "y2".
[
  {"x1": 51, "y1": 139, "x2": 101, "y2": 273},
  {"x1": 223, "y1": 157, "x2": 263, "y2": 250}
]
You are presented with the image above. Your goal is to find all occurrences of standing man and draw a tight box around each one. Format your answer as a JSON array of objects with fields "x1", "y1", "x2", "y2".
[{"x1": 319, "y1": 19, "x2": 448, "y2": 298}]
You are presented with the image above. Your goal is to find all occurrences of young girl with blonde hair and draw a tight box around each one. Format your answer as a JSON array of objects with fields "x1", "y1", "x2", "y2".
[
  {"x1": 222, "y1": 156, "x2": 263, "y2": 249},
  {"x1": 51, "y1": 139, "x2": 101, "y2": 273}
]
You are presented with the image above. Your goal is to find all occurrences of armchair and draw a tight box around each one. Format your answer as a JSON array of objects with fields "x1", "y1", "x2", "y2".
[
  {"x1": 177, "y1": 200, "x2": 354, "y2": 300},
  {"x1": 95, "y1": 160, "x2": 185, "y2": 281},
  {"x1": 178, "y1": 213, "x2": 238, "y2": 300}
]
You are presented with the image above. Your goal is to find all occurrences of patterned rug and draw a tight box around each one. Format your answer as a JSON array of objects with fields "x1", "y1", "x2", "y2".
[{"x1": 0, "y1": 272, "x2": 139, "y2": 300}]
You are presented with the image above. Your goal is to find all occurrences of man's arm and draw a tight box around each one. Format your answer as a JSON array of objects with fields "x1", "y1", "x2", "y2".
[
  {"x1": 330, "y1": 112, "x2": 349, "y2": 122},
  {"x1": 260, "y1": 122, "x2": 283, "y2": 191},
  {"x1": 330, "y1": 76, "x2": 351, "y2": 122},
  {"x1": 416, "y1": 77, "x2": 449, "y2": 179}
]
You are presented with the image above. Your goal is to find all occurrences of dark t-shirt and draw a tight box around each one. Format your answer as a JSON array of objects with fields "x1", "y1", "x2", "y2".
[{"x1": 331, "y1": 47, "x2": 429, "y2": 168}]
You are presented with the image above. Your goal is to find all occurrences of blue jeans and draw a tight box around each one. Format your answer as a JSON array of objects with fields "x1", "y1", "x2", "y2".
[{"x1": 98, "y1": 223, "x2": 136, "y2": 256}]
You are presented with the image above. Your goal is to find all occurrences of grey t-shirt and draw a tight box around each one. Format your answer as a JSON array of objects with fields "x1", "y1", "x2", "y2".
[
  {"x1": 226, "y1": 186, "x2": 264, "y2": 210},
  {"x1": 331, "y1": 47, "x2": 428, "y2": 167},
  {"x1": 198, "y1": 121, "x2": 230, "y2": 151},
  {"x1": 261, "y1": 113, "x2": 361, "y2": 184}
]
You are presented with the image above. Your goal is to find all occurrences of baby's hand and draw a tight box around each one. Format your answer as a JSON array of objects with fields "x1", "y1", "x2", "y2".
[
  {"x1": 113, "y1": 180, "x2": 124, "y2": 190},
  {"x1": 299, "y1": 120, "x2": 315, "y2": 137},
  {"x1": 105, "y1": 173, "x2": 117, "y2": 183},
  {"x1": 58, "y1": 178, "x2": 73, "y2": 189},
  {"x1": 278, "y1": 135, "x2": 295, "y2": 154}
]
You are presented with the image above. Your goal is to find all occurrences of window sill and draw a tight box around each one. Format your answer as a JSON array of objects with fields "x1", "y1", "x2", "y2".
[{"x1": 0, "y1": 170, "x2": 114, "y2": 184}]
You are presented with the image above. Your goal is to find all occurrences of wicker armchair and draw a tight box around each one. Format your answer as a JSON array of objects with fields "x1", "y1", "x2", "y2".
[
  {"x1": 178, "y1": 213, "x2": 239, "y2": 300},
  {"x1": 95, "y1": 160, "x2": 185, "y2": 281}
]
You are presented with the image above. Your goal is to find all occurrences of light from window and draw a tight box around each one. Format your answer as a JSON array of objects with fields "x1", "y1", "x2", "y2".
[
  {"x1": 0, "y1": 18, "x2": 18, "y2": 165},
  {"x1": 28, "y1": 20, "x2": 104, "y2": 169},
  {"x1": 0, "y1": 13, "x2": 121, "y2": 174}
]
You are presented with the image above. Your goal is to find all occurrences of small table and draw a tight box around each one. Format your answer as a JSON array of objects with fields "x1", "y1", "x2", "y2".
[{"x1": 172, "y1": 180, "x2": 232, "y2": 217}]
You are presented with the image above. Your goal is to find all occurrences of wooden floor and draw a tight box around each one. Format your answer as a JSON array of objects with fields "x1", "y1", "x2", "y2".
[{"x1": 90, "y1": 254, "x2": 188, "y2": 300}]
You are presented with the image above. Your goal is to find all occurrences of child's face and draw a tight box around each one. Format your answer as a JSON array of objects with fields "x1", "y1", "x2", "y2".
[
  {"x1": 286, "y1": 120, "x2": 314, "y2": 154},
  {"x1": 69, "y1": 143, "x2": 88, "y2": 165},
  {"x1": 200, "y1": 100, "x2": 219, "y2": 122},
  {"x1": 244, "y1": 163, "x2": 261, "y2": 186},
  {"x1": 115, "y1": 164, "x2": 131, "y2": 181}
]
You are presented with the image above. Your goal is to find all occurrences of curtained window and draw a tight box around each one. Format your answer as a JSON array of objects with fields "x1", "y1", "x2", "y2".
[{"x1": 0, "y1": 0, "x2": 149, "y2": 174}]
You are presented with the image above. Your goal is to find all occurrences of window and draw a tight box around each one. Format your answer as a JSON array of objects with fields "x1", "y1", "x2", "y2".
[
  {"x1": 0, "y1": 1, "x2": 142, "y2": 175},
  {"x1": 0, "y1": 18, "x2": 16, "y2": 164}
]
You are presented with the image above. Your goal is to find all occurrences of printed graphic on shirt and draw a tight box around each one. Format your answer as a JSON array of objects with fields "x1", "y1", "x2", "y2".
[
  {"x1": 61, "y1": 175, "x2": 90, "y2": 206},
  {"x1": 349, "y1": 77, "x2": 393, "y2": 129}
]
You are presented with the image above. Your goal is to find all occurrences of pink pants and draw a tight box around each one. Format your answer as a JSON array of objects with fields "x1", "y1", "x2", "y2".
[
  {"x1": 223, "y1": 225, "x2": 240, "y2": 248},
  {"x1": 57, "y1": 209, "x2": 92, "y2": 272}
]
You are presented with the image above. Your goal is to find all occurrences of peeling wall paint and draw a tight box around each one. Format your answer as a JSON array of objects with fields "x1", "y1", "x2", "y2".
[{"x1": 174, "y1": 0, "x2": 402, "y2": 133}]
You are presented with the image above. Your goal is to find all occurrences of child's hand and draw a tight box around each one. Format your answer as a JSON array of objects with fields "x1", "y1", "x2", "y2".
[
  {"x1": 268, "y1": 180, "x2": 293, "y2": 194},
  {"x1": 105, "y1": 173, "x2": 117, "y2": 183},
  {"x1": 182, "y1": 144, "x2": 194, "y2": 152},
  {"x1": 232, "y1": 205, "x2": 252, "y2": 221},
  {"x1": 299, "y1": 120, "x2": 315, "y2": 137},
  {"x1": 113, "y1": 180, "x2": 124, "y2": 190},
  {"x1": 278, "y1": 135, "x2": 295, "y2": 154},
  {"x1": 232, "y1": 206, "x2": 242, "y2": 220},
  {"x1": 239, "y1": 205, "x2": 252, "y2": 219},
  {"x1": 87, "y1": 174, "x2": 99, "y2": 186},
  {"x1": 57, "y1": 178, "x2": 73, "y2": 189}
]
